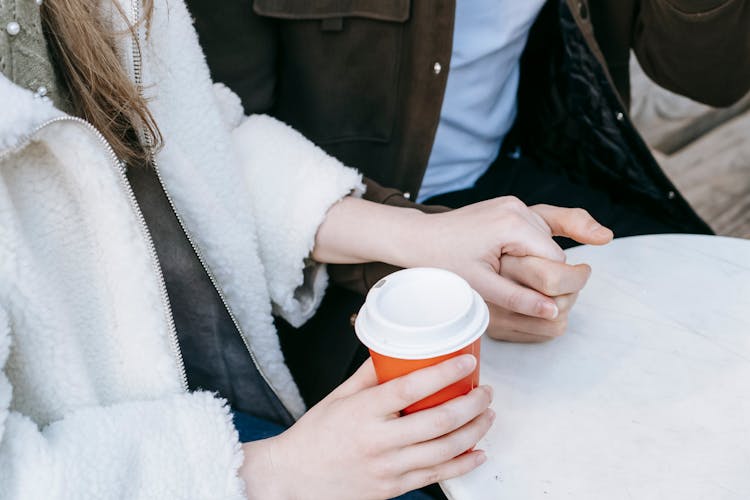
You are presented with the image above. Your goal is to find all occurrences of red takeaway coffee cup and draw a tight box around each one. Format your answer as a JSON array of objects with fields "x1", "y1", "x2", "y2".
[{"x1": 355, "y1": 268, "x2": 489, "y2": 414}]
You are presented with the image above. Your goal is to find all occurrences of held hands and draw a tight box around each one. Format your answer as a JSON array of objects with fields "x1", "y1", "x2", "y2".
[
  {"x1": 491, "y1": 255, "x2": 587, "y2": 342},
  {"x1": 485, "y1": 204, "x2": 613, "y2": 342},
  {"x1": 412, "y1": 198, "x2": 613, "y2": 342},
  {"x1": 313, "y1": 194, "x2": 612, "y2": 341},
  {"x1": 240, "y1": 356, "x2": 493, "y2": 500}
]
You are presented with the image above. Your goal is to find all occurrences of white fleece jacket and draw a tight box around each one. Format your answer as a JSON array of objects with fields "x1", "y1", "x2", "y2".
[{"x1": 0, "y1": 1, "x2": 364, "y2": 498}]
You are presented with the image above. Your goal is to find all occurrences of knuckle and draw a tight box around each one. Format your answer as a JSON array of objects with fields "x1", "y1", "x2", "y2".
[
  {"x1": 436, "y1": 440, "x2": 461, "y2": 462},
  {"x1": 573, "y1": 207, "x2": 591, "y2": 219},
  {"x1": 499, "y1": 214, "x2": 527, "y2": 233},
  {"x1": 360, "y1": 439, "x2": 381, "y2": 458},
  {"x1": 540, "y1": 272, "x2": 561, "y2": 295},
  {"x1": 505, "y1": 289, "x2": 528, "y2": 313},
  {"x1": 432, "y1": 407, "x2": 458, "y2": 432},
  {"x1": 587, "y1": 220, "x2": 603, "y2": 233},
  {"x1": 501, "y1": 196, "x2": 525, "y2": 211},
  {"x1": 394, "y1": 378, "x2": 418, "y2": 406},
  {"x1": 372, "y1": 457, "x2": 397, "y2": 480},
  {"x1": 405, "y1": 468, "x2": 443, "y2": 491},
  {"x1": 422, "y1": 469, "x2": 443, "y2": 486},
  {"x1": 506, "y1": 212, "x2": 526, "y2": 229},
  {"x1": 469, "y1": 386, "x2": 490, "y2": 410}
]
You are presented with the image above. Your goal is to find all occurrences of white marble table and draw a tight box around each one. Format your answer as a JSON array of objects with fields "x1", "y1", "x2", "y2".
[{"x1": 441, "y1": 234, "x2": 750, "y2": 500}]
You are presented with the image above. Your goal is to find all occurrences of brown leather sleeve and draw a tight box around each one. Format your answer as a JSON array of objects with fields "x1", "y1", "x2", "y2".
[
  {"x1": 632, "y1": 0, "x2": 750, "y2": 107},
  {"x1": 327, "y1": 177, "x2": 450, "y2": 296}
]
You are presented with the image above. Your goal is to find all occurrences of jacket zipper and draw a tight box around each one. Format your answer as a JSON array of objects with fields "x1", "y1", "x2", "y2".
[
  {"x1": 1, "y1": 115, "x2": 189, "y2": 391},
  {"x1": 128, "y1": 0, "x2": 292, "y2": 416}
]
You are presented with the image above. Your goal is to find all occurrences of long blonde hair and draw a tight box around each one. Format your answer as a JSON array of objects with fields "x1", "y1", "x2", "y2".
[{"x1": 41, "y1": 0, "x2": 162, "y2": 166}]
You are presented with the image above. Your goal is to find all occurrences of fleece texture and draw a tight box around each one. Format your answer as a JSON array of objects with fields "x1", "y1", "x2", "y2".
[
  {"x1": 233, "y1": 115, "x2": 366, "y2": 326},
  {"x1": 0, "y1": 0, "x2": 364, "y2": 497}
]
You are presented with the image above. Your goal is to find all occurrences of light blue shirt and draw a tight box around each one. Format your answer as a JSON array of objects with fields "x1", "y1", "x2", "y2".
[{"x1": 418, "y1": 0, "x2": 547, "y2": 202}]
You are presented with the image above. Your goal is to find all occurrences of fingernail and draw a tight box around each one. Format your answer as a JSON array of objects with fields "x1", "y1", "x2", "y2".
[
  {"x1": 475, "y1": 452, "x2": 487, "y2": 465},
  {"x1": 540, "y1": 301, "x2": 559, "y2": 319},
  {"x1": 488, "y1": 409, "x2": 496, "y2": 422},
  {"x1": 457, "y1": 355, "x2": 477, "y2": 373}
]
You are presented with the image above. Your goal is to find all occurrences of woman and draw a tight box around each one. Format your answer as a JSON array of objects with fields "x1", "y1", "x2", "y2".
[{"x1": 0, "y1": 1, "x2": 609, "y2": 498}]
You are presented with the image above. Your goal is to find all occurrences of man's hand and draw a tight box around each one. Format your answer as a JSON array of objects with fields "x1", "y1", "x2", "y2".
[
  {"x1": 487, "y1": 256, "x2": 587, "y2": 342},
  {"x1": 485, "y1": 205, "x2": 613, "y2": 342},
  {"x1": 531, "y1": 204, "x2": 613, "y2": 246}
]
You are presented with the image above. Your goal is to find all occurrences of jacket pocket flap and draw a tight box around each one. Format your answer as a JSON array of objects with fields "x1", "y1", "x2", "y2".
[{"x1": 253, "y1": 0, "x2": 410, "y2": 22}]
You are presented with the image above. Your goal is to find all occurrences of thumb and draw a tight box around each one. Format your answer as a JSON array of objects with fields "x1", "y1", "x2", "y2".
[
  {"x1": 531, "y1": 205, "x2": 613, "y2": 245},
  {"x1": 328, "y1": 358, "x2": 379, "y2": 399}
]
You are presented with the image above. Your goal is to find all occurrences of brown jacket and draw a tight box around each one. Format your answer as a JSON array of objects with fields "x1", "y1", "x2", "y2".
[{"x1": 189, "y1": 0, "x2": 750, "y2": 292}]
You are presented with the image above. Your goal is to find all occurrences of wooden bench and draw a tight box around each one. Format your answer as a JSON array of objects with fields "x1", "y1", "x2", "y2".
[{"x1": 630, "y1": 57, "x2": 750, "y2": 238}]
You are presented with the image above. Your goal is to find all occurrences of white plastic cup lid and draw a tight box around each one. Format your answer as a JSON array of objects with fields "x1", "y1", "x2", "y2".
[{"x1": 355, "y1": 268, "x2": 489, "y2": 360}]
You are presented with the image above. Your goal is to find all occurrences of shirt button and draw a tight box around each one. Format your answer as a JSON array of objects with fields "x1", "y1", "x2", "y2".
[
  {"x1": 616, "y1": 112, "x2": 625, "y2": 122},
  {"x1": 403, "y1": 192, "x2": 411, "y2": 200},
  {"x1": 34, "y1": 86, "x2": 48, "y2": 97},
  {"x1": 6, "y1": 21, "x2": 21, "y2": 36},
  {"x1": 433, "y1": 62, "x2": 442, "y2": 75},
  {"x1": 668, "y1": 190, "x2": 676, "y2": 200}
]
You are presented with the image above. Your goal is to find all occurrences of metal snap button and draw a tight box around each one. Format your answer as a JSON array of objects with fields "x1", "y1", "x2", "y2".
[{"x1": 6, "y1": 22, "x2": 21, "y2": 36}]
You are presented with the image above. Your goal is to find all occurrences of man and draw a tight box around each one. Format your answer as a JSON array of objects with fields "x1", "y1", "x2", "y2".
[{"x1": 186, "y1": 0, "x2": 750, "y2": 404}]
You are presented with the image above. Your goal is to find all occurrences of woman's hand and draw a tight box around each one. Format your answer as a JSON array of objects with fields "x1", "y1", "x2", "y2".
[{"x1": 240, "y1": 355, "x2": 493, "y2": 500}]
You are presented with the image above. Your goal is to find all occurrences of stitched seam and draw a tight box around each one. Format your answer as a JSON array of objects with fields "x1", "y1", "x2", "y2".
[
  {"x1": 663, "y1": 0, "x2": 739, "y2": 17},
  {"x1": 253, "y1": 0, "x2": 410, "y2": 22},
  {"x1": 8, "y1": 0, "x2": 15, "y2": 80}
]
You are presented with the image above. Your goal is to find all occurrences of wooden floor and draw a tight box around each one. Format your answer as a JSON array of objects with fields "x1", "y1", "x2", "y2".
[{"x1": 630, "y1": 58, "x2": 750, "y2": 238}]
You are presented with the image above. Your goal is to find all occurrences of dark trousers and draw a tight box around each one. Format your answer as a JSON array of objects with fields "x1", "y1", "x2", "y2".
[{"x1": 425, "y1": 153, "x2": 686, "y2": 248}]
